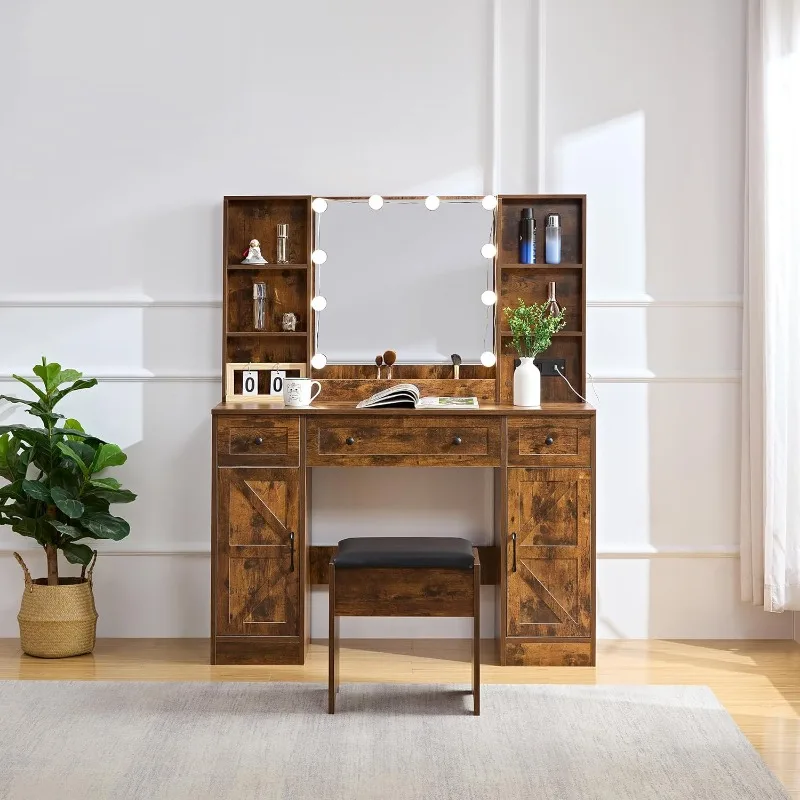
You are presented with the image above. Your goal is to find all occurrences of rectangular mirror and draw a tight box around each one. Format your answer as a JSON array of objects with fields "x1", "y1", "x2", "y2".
[{"x1": 313, "y1": 198, "x2": 495, "y2": 364}]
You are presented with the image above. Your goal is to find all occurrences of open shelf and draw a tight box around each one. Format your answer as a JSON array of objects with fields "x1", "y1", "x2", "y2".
[
  {"x1": 226, "y1": 331, "x2": 307, "y2": 337},
  {"x1": 499, "y1": 263, "x2": 583, "y2": 270},
  {"x1": 227, "y1": 263, "x2": 308, "y2": 270},
  {"x1": 500, "y1": 330, "x2": 583, "y2": 338}
]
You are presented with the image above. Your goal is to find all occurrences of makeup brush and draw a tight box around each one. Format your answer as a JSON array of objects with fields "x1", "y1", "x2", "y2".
[
  {"x1": 375, "y1": 354, "x2": 383, "y2": 379},
  {"x1": 451, "y1": 353, "x2": 462, "y2": 380},
  {"x1": 383, "y1": 350, "x2": 397, "y2": 380}
]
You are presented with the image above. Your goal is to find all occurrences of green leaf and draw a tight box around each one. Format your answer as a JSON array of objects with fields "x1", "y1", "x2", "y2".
[
  {"x1": 50, "y1": 486, "x2": 85, "y2": 519},
  {"x1": 48, "y1": 466, "x2": 81, "y2": 497},
  {"x1": 55, "y1": 369, "x2": 82, "y2": 386},
  {"x1": 21, "y1": 480, "x2": 51, "y2": 502},
  {"x1": 0, "y1": 434, "x2": 12, "y2": 481},
  {"x1": 90, "y1": 477, "x2": 121, "y2": 490},
  {"x1": 46, "y1": 519, "x2": 84, "y2": 539},
  {"x1": 32, "y1": 360, "x2": 62, "y2": 394},
  {"x1": 52, "y1": 378, "x2": 98, "y2": 406},
  {"x1": 85, "y1": 486, "x2": 137, "y2": 505},
  {"x1": 55, "y1": 442, "x2": 89, "y2": 477},
  {"x1": 0, "y1": 480, "x2": 24, "y2": 501},
  {"x1": 80, "y1": 511, "x2": 130, "y2": 540},
  {"x1": 90, "y1": 443, "x2": 127, "y2": 473},
  {"x1": 11, "y1": 518, "x2": 40, "y2": 539},
  {"x1": 62, "y1": 542, "x2": 94, "y2": 566},
  {"x1": 10, "y1": 374, "x2": 47, "y2": 402},
  {"x1": 63, "y1": 419, "x2": 85, "y2": 441}
]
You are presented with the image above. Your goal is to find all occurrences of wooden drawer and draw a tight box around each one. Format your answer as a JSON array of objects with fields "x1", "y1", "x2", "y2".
[
  {"x1": 216, "y1": 416, "x2": 300, "y2": 466},
  {"x1": 508, "y1": 416, "x2": 591, "y2": 466},
  {"x1": 307, "y1": 416, "x2": 502, "y2": 466}
]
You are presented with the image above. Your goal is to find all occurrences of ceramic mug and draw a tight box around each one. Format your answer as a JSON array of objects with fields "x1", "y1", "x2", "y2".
[{"x1": 284, "y1": 377, "x2": 322, "y2": 408}]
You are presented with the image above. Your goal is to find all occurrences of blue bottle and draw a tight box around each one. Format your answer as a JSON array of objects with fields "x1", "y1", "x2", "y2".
[{"x1": 519, "y1": 208, "x2": 535, "y2": 264}]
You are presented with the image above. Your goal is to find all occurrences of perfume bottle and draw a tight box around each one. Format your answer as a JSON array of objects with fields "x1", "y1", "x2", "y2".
[
  {"x1": 545, "y1": 213, "x2": 561, "y2": 264},
  {"x1": 546, "y1": 281, "x2": 560, "y2": 316},
  {"x1": 276, "y1": 224, "x2": 288, "y2": 264},
  {"x1": 519, "y1": 208, "x2": 535, "y2": 264},
  {"x1": 253, "y1": 282, "x2": 267, "y2": 330}
]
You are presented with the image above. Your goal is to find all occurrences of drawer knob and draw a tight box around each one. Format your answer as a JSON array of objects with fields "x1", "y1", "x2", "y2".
[
  {"x1": 253, "y1": 436, "x2": 264, "y2": 446},
  {"x1": 545, "y1": 435, "x2": 554, "y2": 446},
  {"x1": 345, "y1": 436, "x2": 355, "y2": 446},
  {"x1": 453, "y1": 436, "x2": 462, "y2": 446}
]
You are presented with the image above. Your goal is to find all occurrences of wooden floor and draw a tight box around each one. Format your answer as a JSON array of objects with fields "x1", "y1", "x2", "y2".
[{"x1": 1, "y1": 638, "x2": 799, "y2": 795}]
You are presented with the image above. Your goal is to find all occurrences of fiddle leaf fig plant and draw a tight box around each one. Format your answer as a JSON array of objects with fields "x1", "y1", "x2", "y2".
[
  {"x1": 0, "y1": 358, "x2": 136, "y2": 585},
  {"x1": 503, "y1": 298, "x2": 567, "y2": 359}
]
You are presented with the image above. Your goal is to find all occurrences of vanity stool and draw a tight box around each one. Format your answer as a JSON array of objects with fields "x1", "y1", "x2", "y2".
[{"x1": 328, "y1": 536, "x2": 481, "y2": 715}]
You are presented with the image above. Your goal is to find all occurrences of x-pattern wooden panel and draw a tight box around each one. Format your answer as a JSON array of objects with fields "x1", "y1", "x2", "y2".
[
  {"x1": 217, "y1": 468, "x2": 299, "y2": 637},
  {"x1": 507, "y1": 468, "x2": 591, "y2": 638}
]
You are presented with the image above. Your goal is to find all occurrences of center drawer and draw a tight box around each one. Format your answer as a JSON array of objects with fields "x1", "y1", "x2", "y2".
[{"x1": 307, "y1": 416, "x2": 502, "y2": 466}]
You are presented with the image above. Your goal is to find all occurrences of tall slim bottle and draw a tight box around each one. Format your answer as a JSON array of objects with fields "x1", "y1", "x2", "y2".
[
  {"x1": 545, "y1": 214, "x2": 562, "y2": 264},
  {"x1": 519, "y1": 208, "x2": 535, "y2": 264}
]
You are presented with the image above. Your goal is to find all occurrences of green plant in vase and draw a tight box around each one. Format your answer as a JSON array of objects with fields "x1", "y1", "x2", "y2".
[
  {"x1": 503, "y1": 298, "x2": 566, "y2": 407},
  {"x1": 0, "y1": 358, "x2": 136, "y2": 657}
]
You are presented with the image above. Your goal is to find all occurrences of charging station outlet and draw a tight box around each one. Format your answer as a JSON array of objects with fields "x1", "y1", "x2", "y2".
[{"x1": 535, "y1": 357, "x2": 566, "y2": 377}]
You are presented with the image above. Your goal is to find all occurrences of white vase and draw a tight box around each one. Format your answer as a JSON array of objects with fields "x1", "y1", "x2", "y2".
[{"x1": 513, "y1": 357, "x2": 541, "y2": 407}]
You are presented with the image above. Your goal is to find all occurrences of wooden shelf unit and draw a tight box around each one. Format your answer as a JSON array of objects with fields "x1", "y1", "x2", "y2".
[
  {"x1": 223, "y1": 196, "x2": 312, "y2": 383},
  {"x1": 496, "y1": 195, "x2": 587, "y2": 404}
]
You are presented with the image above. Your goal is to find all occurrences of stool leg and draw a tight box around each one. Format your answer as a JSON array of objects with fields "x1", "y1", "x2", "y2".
[
  {"x1": 328, "y1": 562, "x2": 337, "y2": 714},
  {"x1": 473, "y1": 560, "x2": 481, "y2": 716}
]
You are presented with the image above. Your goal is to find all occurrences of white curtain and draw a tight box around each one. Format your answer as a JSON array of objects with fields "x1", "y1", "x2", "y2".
[{"x1": 742, "y1": 0, "x2": 800, "y2": 611}]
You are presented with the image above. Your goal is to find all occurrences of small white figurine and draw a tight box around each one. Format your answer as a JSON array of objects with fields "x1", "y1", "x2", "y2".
[
  {"x1": 241, "y1": 239, "x2": 267, "y2": 265},
  {"x1": 281, "y1": 312, "x2": 298, "y2": 332}
]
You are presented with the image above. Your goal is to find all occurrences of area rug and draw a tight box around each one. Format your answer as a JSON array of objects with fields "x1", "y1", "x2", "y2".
[{"x1": 0, "y1": 681, "x2": 789, "y2": 800}]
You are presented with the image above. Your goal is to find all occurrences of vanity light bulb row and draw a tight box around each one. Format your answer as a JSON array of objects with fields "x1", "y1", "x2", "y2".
[
  {"x1": 311, "y1": 353, "x2": 327, "y2": 370},
  {"x1": 311, "y1": 295, "x2": 327, "y2": 311},
  {"x1": 480, "y1": 351, "x2": 496, "y2": 367},
  {"x1": 311, "y1": 249, "x2": 327, "y2": 265}
]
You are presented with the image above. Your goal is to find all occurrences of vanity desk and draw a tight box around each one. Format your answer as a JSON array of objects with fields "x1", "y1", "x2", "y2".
[{"x1": 212, "y1": 194, "x2": 594, "y2": 668}]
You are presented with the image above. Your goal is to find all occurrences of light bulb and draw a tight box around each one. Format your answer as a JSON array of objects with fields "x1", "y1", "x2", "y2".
[
  {"x1": 310, "y1": 295, "x2": 327, "y2": 311},
  {"x1": 311, "y1": 249, "x2": 327, "y2": 265},
  {"x1": 368, "y1": 195, "x2": 384, "y2": 210},
  {"x1": 311, "y1": 353, "x2": 327, "y2": 370},
  {"x1": 481, "y1": 243, "x2": 497, "y2": 259},
  {"x1": 311, "y1": 197, "x2": 328, "y2": 213},
  {"x1": 482, "y1": 195, "x2": 498, "y2": 210},
  {"x1": 425, "y1": 195, "x2": 440, "y2": 210},
  {"x1": 480, "y1": 351, "x2": 496, "y2": 367},
  {"x1": 481, "y1": 290, "x2": 497, "y2": 306}
]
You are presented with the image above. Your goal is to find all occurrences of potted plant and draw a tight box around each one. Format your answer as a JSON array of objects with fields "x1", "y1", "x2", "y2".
[
  {"x1": 0, "y1": 359, "x2": 136, "y2": 657},
  {"x1": 503, "y1": 298, "x2": 566, "y2": 407}
]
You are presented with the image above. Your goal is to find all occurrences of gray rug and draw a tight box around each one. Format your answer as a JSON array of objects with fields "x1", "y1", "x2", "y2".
[{"x1": 0, "y1": 681, "x2": 789, "y2": 800}]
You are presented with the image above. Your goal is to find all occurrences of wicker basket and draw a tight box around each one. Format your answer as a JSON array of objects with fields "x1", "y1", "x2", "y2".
[{"x1": 14, "y1": 551, "x2": 98, "y2": 658}]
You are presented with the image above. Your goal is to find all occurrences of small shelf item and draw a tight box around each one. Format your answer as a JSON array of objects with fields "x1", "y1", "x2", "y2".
[
  {"x1": 225, "y1": 362, "x2": 307, "y2": 402},
  {"x1": 383, "y1": 350, "x2": 397, "y2": 380},
  {"x1": 242, "y1": 239, "x2": 268, "y2": 265},
  {"x1": 451, "y1": 353, "x2": 462, "y2": 380},
  {"x1": 253, "y1": 282, "x2": 267, "y2": 330},
  {"x1": 282, "y1": 312, "x2": 298, "y2": 332},
  {"x1": 375, "y1": 354, "x2": 383, "y2": 379},
  {"x1": 546, "y1": 281, "x2": 561, "y2": 316},
  {"x1": 276, "y1": 224, "x2": 288, "y2": 264},
  {"x1": 545, "y1": 214, "x2": 561, "y2": 264},
  {"x1": 519, "y1": 208, "x2": 535, "y2": 264}
]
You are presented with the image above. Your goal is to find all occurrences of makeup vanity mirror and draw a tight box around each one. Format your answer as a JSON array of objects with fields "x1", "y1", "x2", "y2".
[{"x1": 312, "y1": 197, "x2": 496, "y2": 364}]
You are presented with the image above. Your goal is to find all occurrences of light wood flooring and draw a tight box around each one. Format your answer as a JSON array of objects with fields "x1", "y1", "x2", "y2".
[{"x1": 1, "y1": 638, "x2": 799, "y2": 796}]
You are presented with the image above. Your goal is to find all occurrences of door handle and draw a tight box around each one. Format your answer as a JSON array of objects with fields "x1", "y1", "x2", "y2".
[
  {"x1": 511, "y1": 532, "x2": 516, "y2": 572},
  {"x1": 289, "y1": 531, "x2": 295, "y2": 572}
]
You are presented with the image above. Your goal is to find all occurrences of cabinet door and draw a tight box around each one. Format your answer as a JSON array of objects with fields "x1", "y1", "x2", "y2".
[
  {"x1": 216, "y1": 468, "x2": 300, "y2": 637},
  {"x1": 507, "y1": 468, "x2": 592, "y2": 638}
]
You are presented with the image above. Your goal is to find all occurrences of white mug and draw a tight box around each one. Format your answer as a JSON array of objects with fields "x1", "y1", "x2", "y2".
[{"x1": 283, "y1": 377, "x2": 322, "y2": 407}]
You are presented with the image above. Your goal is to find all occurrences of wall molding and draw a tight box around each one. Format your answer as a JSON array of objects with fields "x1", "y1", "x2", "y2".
[
  {"x1": 0, "y1": 544, "x2": 740, "y2": 559},
  {"x1": 0, "y1": 296, "x2": 742, "y2": 310},
  {"x1": 591, "y1": 372, "x2": 741, "y2": 384}
]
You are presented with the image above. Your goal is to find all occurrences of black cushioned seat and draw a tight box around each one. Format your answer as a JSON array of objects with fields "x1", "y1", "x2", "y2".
[{"x1": 334, "y1": 537, "x2": 475, "y2": 570}]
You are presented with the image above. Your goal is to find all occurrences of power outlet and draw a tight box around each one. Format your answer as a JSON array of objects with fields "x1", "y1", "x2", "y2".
[{"x1": 534, "y1": 357, "x2": 566, "y2": 377}]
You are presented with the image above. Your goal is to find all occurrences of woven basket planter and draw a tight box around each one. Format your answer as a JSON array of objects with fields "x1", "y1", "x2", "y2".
[{"x1": 14, "y1": 551, "x2": 98, "y2": 658}]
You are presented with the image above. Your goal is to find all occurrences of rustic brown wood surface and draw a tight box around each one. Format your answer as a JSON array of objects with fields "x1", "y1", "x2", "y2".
[
  {"x1": 504, "y1": 640, "x2": 593, "y2": 666},
  {"x1": 308, "y1": 545, "x2": 499, "y2": 586},
  {"x1": 216, "y1": 416, "x2": 300, "y2": 467},
  {"x1": 307, "y1": 415, "x2": 503, "y2": 467},
  {"x1": 213, "y1": 401, "x2": 595, "y2": 416},
  {"x1": 308, "y1": 378, "x2": 497, "y2": 404},
  {"x1": 214, "y1": 636, "x2": 305, "y2": 665},
  {"x1": 507, "y1": 416, "x2": 592, "y2": 467},
  {"x1": 506, "y1": 468, "x2": 593, "y2": 642},
  {"x1": 215, "y1": 468, "x2": 300, "y2": 640}
]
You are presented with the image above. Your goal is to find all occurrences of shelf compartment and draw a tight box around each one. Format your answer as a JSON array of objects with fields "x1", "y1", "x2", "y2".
[
  {"x1": 226, "y1": 332, "x2": 307, "y2": 366},
  {"x1": 501, "y1": 330, "x2": 583, "y2": 338},
  {"x1": 499, "y1": 263, "x2": 583, "y2": 270},
  {"x1": 227, "y1": 263, "x2": 308, "y2": 270},
  {"x1": 227, "y1": 331, "x2": 307, "y2": 337},
  {"x1": 225, "y1": 197, "x2": 309, "y2": 266},
  {"x1": 227, "y1": 268, "x2": 308, "y2": 335},
  {"x1": 499, "y1": 268, "x2": 583, "y2": 332}
]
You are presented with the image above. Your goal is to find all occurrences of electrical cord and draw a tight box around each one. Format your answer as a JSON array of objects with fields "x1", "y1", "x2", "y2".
[{"x1": 555, "y1": 364, "x2": 599, "y2": 406}]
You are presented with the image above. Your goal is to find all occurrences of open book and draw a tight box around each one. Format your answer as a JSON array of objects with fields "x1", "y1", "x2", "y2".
[{"x1": 356, "y1": 383, "x2": 480, "y2": 410}]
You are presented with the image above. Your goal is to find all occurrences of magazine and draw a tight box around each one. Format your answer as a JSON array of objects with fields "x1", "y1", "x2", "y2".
[{"x1": 356, "y1": 383, "x2": 480, "y2": 409}]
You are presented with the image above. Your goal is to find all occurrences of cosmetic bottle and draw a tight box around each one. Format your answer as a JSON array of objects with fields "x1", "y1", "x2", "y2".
[
  {"x1": 276, "y1": 224, "x2": 288, "y2": 264},
  {"x1": 253, "y1": 282, "x2": 267, "y2": 330},
  {"x1": 545, "y1": 214, "x2": 561, "y2": 264},
  {"x1": 546, "y1": 281, "x2": 561, "y2": 316},
  {"x1": 519, "y1": 208, "x2": 535, "y2": 264}
]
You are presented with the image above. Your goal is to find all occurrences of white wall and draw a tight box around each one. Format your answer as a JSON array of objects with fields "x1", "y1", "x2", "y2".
[{"x1": 0, "y1": 0, "x2": 790, "y2": 640}]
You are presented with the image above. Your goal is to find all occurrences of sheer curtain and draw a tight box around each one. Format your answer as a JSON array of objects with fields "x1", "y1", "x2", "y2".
[{"x1": 741, "y1": 0, "x2": 800, "y2": 611}]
